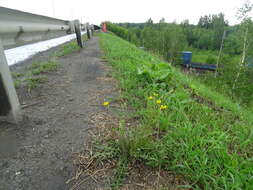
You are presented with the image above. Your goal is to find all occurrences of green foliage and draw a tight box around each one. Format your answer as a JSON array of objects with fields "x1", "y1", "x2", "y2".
[
  {"x1": 142, "y1": 23, "x2": 187, "y2": 62},
  {"x1": 12, "y1": 72, "x2": 24, "y2": 78},
  {"x1": 109, "y1": 14, "x2": 227, "y2": 59},
  {"x1": 189, "y1": 48, "x2": 218, "y2": 63},
  {"x1": 100, "y1": 33, "x2": 253, "y2": 189},
  {"x1": 199, "y1": 19, "x2": 253, "y2": 104},
  {"x1": 223, "y1": 29, "x2": 242, "y2": 54},
  {"x1": 195, "y1": 13, "x2": 228, "y2": 49},
  {"x1": 56, "y1": 40, "x2": 81, "y2": 57},
  {"x1": 189, "y1": 47, "x2": 253, "y2": 104},
  {"x1": 205, "y1": 55, "x2": 217, "y2": 64},
  {"x1": 107, "y1": 22, "x2": 187, "y2": 62},
  {"x1": 137, "y1": 62, "x2": 172, "y2": 84},
  {"x1": 110, "y1": 158, "x2": 129, "y2": 190},
  {"x1": 29, "y1": 59, "x2": 58, "y2": 75},
  {"x1": 13, "y1": 79, "x2": 22, "y2": 88},
  {"x1": 202, "y1": 61, "x2": 253, "y2": 104},
  {"x1": 13, "y1": 58, "x2": 59, "y2": 92},
  {"x1": 25, "y1": 76, "x2": 45, "y2": 92},
  {"x1": 106, "y1": 22, "x2": 139, "y2": 46}
]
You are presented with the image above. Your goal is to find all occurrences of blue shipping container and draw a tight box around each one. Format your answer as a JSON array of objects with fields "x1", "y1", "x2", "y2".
[{"x1": 182, "y1": 51, "x2": 192, "y2": 65}]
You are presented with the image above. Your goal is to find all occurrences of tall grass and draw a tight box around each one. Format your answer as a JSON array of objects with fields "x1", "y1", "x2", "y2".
[{"x1": 99, "y1": 32, "x2": 253, "y2": 189}]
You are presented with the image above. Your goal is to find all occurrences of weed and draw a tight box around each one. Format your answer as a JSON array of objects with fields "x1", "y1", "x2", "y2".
[
  {"x1": 110, "y1": 158, "x2": 128, "y2": 190},
  {"x1": 26, "y1": 76, "x2": 45, "y2": 92},
  {"x1": 29, "y1": 59, "x2": 58, "y2": 75},
  {"x1": 14, "y1": 79, "x2": 22, "y2": 88},
  {"x1": 56, "y1": 40, "x2": 81, "y2": 57},
  {"x1": 12, "y1": 72, "x2": 24, "y2": 78},
  {"x1": 12, "y1": 58, "x2": 58, "y2": 92}
]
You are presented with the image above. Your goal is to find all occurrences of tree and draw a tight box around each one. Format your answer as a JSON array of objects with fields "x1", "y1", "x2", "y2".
[
  {"x1": 146, "y1": 18, "x2": 153, "y2": 25},
  {"x1": 232, "y1": 2, "x2": 253, "y2": 91},
  {"x1": 212, "y1": 13, "x2": 228, "y2": 49},
  {"x1": 198, "y1": 15, "x2": 212, "y2": 29},
  {"x1": 159, "y1": 18, "x2": 165, "y2": 24}
]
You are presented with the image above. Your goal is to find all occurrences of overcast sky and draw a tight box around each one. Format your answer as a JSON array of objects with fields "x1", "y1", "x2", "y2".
[{"x1": 0, "y1": 0, "x2": 252, "y2": 25}]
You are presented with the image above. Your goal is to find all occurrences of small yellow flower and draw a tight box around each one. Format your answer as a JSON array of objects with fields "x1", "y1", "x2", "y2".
[
  {"x1": 103, "y1": 101, "x2": 110, "y2": 106},
  {"x1": 153, "y1": 92, "x2": 159, "y2": 97},
  {"x1": 156, "y1": 99, "x2": 162, "y2": 104},
  {"x1": 147, "y1": 96, "x2": 154, "y2": 100},
  {"x1": 160, "y1": 105, "x2": 168, "y2": 110}
]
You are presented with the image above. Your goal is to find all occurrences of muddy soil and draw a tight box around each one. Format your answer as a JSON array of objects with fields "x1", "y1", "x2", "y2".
[{"x1": 0, "y1": 37, "x2": 115, "y2": 190}]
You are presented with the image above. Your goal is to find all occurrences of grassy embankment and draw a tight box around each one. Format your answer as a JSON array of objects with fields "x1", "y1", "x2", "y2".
[{"x1": 96, "y1": 32, "x2": 253, "y2": 189}]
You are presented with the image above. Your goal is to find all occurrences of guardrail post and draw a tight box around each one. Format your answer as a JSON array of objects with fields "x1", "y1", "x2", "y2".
[
  {"x1": 91, "y1": 24, "x2": 94, "y2": 36},
  {"x1": 0, "y1": 39, "x2": 22, "y2": 123},
  {"x1": 73, "y1": 20, "x2": 83, "y2": 48},
  {"x1": 86, "y1": 23, "x2": 91, "y2": 40}
]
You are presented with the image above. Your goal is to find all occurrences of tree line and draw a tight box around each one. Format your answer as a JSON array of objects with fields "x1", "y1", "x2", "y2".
[{"x1": 106, "y1": 3, "x2": 253, "y2": 105}]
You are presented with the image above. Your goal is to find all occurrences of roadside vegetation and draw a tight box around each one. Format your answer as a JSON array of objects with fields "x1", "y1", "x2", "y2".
[
  {"x1": 106, "y1": 2, "x2": 253, "y2": 107},
  {"x1": 12, "y1": 58, "x2": 58, "y2": 92},
  {"x1": 13, "y1": 36, "x2": 85, "y2": 91},
  {"x1": 56, "y1": 34, "x2": 88, "y2": 57},
  {"x1": 13, "y1": 35, "x2": 89, "y2": 91},
  {"x1": 90, "y1": 32, "x2": 253, "y2": 189},
  {"x1": 56, "y1": 40, "x2": 81, "y2": 57}
]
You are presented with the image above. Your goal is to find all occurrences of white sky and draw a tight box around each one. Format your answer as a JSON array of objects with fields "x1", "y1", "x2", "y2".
[{"x1": 0, "y1": 0, "x2": 252, "y2": 25}]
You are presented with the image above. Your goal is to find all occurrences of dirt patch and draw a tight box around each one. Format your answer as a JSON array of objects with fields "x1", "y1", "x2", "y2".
[{"x1": 0, "y1": 37, "x2": 116, "y2": 190}]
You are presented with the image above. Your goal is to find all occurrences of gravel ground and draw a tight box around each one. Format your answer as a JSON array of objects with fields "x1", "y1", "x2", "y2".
[{"x1": 0, "y1": 36, "x2": 115, "y2": 190}]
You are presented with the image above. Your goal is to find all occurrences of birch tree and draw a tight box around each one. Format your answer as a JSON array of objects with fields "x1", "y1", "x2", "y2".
[{"x1": 232, "y1": 2, "x2": 253, "y2": 90}]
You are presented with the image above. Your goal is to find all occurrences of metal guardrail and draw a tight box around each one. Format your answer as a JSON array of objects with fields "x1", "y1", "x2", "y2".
[
  {"x1": 0, "y1": 7, "x2": 75, "y2": 49},
  {"x1": 0, "y1": 7, "x2": 91, "y2": 123}
]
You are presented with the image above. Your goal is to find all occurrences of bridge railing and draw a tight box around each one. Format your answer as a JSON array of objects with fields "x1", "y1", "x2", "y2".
[{"x1": 0, "y1": 7, "x2": 91, "y2": 123}]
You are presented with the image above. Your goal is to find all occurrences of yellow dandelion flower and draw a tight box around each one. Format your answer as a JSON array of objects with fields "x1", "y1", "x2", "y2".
[
  {"x1": 160, "y1": 105, "x2": 168, "y2": 110},
  {"x1": 156, "y1": 99, "x2": 162, "y2": 104},
  {"x1": 103, "y1": 101, "x2": 110, "y2": 106},
  {"x1": 153, "y1": 92, "x2": 159, "y2": 97},
  {"x1": 147, "y1": 96, "x2": 154, "y2": 100}
]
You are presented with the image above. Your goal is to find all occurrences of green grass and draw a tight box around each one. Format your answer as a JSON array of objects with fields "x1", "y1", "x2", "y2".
[
  {"x1": 13, "y1": 58, "x2": 58, "y2": 92},
  {"x1": 188, "y1": 48, "x2": 218, "y2": 64},
  {"x1": 98, "y1": 33, "x2": 253, "y2": 189},
  {"x1": 25, "y1": 76, "x2": 46, "y2": 92},
  {"x1": 110, "y1": 158, "x2": 129, "y2": 190},
  {"x1": 188, "y1": 48, "x2": 240, "y2": 65},
  {"x1": 12, "y1": 72, "x2": 24, "y2": 78},
  {"x1": 185, "y1": 47, "x2": 251, "y2": 105},
  {"x1": 56, "y1": 40, "x2": 81, "y2": 57},
  {"x1": 56, "y1": 35, "x2": 88, "y2": 57},
  {"x1": 29, "y1": 59, "x2": 58, "y2": 75},
  {"x1": 13, "y1": 78, "x2": 22, "y2": 88}
]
